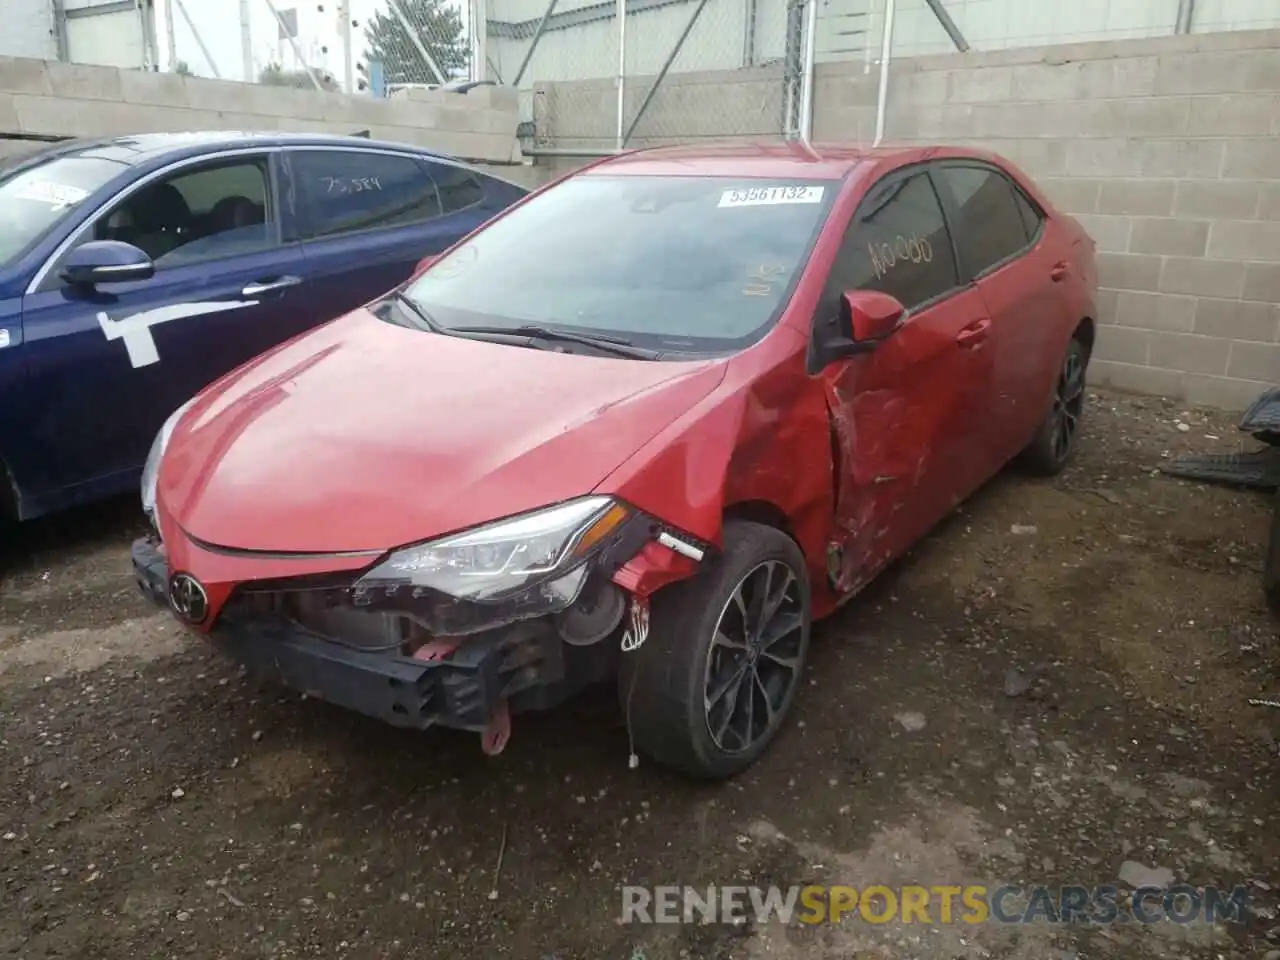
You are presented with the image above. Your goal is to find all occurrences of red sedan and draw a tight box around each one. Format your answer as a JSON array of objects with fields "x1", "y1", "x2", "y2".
[{"x1": 132, "y1": 142, "x2": 1097, "y2": 779}]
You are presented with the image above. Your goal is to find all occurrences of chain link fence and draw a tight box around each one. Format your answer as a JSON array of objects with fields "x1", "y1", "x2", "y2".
[
  {"x1": 480, "y1": 0, "x2": 809, "y2": 152},
  {"x1": 134, "y1": 0, "x2": 475, "y2": 94}
]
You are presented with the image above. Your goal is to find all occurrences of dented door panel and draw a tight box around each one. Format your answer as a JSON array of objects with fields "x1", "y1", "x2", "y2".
[{"x1": 821, "y1": 285, "x2": 994, "y2": 595}]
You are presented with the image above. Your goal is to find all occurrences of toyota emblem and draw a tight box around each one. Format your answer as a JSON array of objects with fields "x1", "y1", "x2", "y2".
[{"x1": 168, "y1": 572, "x2": 209, "y2": 624}]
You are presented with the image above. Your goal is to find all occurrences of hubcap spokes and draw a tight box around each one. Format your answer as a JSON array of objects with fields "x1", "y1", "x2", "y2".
[
  {"x1": 704, "y1": 560, "x2": 804, "y2": 753},
  {"x1": 1050, "y1": 349, "x2": 1085, "y2": 461}
]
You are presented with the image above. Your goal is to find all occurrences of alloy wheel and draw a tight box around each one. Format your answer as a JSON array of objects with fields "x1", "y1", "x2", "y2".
[
  {"x1": 702, "y1": 559, "x2": 805, "y2": 753},
  {"x1": 1050, "y1": 346, "x2": 1085, "y2": 462}
]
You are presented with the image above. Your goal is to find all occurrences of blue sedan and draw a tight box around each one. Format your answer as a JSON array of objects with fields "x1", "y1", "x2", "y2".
[{"x1": 0, "y1": 131, "x2": 528, "y2": 522}]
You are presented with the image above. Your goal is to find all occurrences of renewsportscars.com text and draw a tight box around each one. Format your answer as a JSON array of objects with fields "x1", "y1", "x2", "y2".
[{"x1": 619, "y1": 884, "x2": 1250, "y2": 926}]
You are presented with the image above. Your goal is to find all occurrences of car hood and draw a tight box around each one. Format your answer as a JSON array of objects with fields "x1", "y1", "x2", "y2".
[{"x1": 159, "y1": 309, "x2": 729, "y2": 553}]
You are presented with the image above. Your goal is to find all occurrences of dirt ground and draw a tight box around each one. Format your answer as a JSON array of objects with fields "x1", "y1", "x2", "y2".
[{"x1": 2, "y1": 387, "x2": 1278, "y2": 960}]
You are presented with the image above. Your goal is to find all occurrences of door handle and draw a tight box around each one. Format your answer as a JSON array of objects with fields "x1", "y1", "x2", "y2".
[
  {"x1": 1050, "y1": 262, "x2": 1069, "y2": 282},
  {"x1": 956, "y1": 318, "x2": 991, "y2": 348},
  {"x1": 242, "y1": 275, "x2": 302, "y2": 297}
]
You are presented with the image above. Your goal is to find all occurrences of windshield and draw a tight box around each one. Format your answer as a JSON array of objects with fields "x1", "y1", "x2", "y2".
[
  {"x1": 0, "y1": 155, "x2": 123, "y2": 267},
  {"x1": 401, "y1": 174, "x2": 839, "y2": 353}
]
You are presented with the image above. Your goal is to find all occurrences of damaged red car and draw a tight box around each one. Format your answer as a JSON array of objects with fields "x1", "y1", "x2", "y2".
[{"x1": 132, "y1": 142, "x2": 1098, "y2": 779}]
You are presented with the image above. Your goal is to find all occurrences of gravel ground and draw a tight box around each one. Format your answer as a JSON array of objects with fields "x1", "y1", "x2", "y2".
[{"x1": 1, "y1": 388, "x2": 1278, "y2": 960}]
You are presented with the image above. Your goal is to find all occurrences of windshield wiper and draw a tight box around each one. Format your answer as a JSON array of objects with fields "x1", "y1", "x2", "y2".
[
  {"x1": 448, "y1": 323, "x2": 660, "y2": 360},
  {"x1": 388, "y1": 291, "x2": 444, "y2": 332}
]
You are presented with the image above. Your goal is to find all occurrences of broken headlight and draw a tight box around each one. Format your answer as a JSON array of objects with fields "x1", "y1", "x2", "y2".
[{"x1": 353, "y1": 496, "x2": 633, "y2": 608}]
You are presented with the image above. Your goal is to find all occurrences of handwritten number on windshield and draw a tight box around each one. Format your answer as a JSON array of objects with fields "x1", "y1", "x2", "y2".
[{"x1": 743, "y1": 263, "x2": 788, "y2": 297}]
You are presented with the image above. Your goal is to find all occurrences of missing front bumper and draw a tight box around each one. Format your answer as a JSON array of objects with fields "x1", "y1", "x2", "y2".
[{"x1": 131, "y1": 537, "x2": 572, "y2": 732}]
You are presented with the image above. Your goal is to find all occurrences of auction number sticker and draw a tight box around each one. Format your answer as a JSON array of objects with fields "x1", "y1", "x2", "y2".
[
  {"x1": 719, "y1": 185, "x2": 824, "y2": 208},
  {"x1": 15, "y1": 180, "x2": 89, "y2": 209}
]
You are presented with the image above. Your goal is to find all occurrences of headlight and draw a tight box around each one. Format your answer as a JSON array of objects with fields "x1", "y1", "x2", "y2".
[
  {"x1": 141, "y1": 398, "x2": 195, "y2": 522},
  {"x1": 354, "y1": 496, "x2": 633, "y2": 605}
]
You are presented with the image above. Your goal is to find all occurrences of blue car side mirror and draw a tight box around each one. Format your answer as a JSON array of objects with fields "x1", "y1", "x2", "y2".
[{"x1": 60, "y1": 240, "x2": 155, "y2": 287}]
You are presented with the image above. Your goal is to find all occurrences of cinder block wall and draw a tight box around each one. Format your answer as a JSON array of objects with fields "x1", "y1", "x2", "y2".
[
  {"x1": 539, "y1": 28, "x2": 1280, "y2": 410},
  {"x1": 811, "y1": 28, "x2": 1280, "y2": 410},
  {"x1": 0, "y1": 56, "x2": 526, "y2": 167}
]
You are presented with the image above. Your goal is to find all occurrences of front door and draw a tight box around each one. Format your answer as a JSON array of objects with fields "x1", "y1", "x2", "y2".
[
  {"x1": 818, "y1": 166, "x2": 995, "y2": 591},
  {"x1": 20, "y1": 151, "x2": 309, "y2": 496}
]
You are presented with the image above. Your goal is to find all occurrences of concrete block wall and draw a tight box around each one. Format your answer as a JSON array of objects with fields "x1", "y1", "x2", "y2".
[
  {"x1": 809, "y1": 27, "x2": 1280, "y2": 410},
  {"x1": 537, "y1": 27, "x2": 1280, "y2": 410},
  {"x1": 0, "y1": 56, "x2": 525, "y2": 166}
]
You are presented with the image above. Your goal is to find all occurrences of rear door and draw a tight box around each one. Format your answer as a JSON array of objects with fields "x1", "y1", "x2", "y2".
[
  {"x1": 20, "y1": 148, "x2": 308, "y2": 495},
  {"x1": 932, "y1": 161, "x2": 1067, "y2": 464},
  {"x1": 287, "y1": 147, "x2": 498, "y2": 319},
  {"x1": 818, "y1": 165, "x2": 996, "y2": 590}
]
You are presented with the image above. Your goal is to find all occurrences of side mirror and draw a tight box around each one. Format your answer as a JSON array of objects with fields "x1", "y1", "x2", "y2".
[
  {"x1": 841, "y1": 290, "x2": 906, "y2": 344},
  {"x1": 60, "y1": 240, "x2": 155, "y2": 288}
]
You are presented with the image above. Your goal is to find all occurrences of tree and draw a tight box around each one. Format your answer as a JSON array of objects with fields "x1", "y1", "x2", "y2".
[
  {"x1": 363, "y1": 0, "x2": 468, "y2": 86},
  {"x1": 172, "y1": 60, "x2": 193, "y2": 76},
  {"x1": 258, "y1": 62, "x2": 340, "y2": 91}
]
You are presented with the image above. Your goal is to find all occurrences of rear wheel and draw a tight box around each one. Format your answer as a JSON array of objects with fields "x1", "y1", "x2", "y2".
[
  {"x1": 1264, "y1": 489, "x2": 1280, "y2": 618},
  {"x1": 1018, "y1": 336, "x2": 1088, "y2": 476},
  {"x1": 618, "y1": 520, "x2": 811, "y2": 779}
]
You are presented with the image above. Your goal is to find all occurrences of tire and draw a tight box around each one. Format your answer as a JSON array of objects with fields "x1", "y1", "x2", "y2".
[
  {"x1": 1018, "y1": 336, "x2": 1089, "y2": 477},
  {"x1": 1264, "y1": 489, "x2": 1280, "y2": 618},
  {"x1": 617, "y1": 519, "x2": 811, "y2": 780}
]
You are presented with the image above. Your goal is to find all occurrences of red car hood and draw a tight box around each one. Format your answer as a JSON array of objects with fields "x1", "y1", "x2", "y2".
[{"x1": 159, "y1": 310, "x2": 728, "y2": 553}]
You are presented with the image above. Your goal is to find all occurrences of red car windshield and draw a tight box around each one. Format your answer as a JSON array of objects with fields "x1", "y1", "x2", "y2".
[{"x1": 401, "y1": 174, "x2": 839, "y2": 354}]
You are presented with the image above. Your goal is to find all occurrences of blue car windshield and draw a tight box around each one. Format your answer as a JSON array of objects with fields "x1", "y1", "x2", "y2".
[
  {"x1": 0, "y1": 156, "x2": 123, "y2": 267},
  {"x1": 401, "y1": 174, "x2": 838, "y2": 353}
]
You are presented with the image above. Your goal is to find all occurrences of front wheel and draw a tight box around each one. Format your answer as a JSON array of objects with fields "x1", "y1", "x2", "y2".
[
  {"x1": 1264, "y1": 489, "x2": 1280, "y2": 618},
  {"x1": 618, "y1": 520, "x2": 811, "y2": 779}
]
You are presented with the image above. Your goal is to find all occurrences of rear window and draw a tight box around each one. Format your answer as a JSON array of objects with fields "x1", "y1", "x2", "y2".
[
  {"x1": 403, "y1": 174, "x2": 838, "y2": 353},
  {"x1": 934, "y1": 165, "x2": 1031, "y2": 276},
  {"x1": 0, "y1": 156, "x2": 122, "y2": 267}
]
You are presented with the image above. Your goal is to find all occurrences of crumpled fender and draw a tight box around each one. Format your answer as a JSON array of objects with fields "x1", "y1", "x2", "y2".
[{"x1": 598, "y1": 331, "x2": 838, "y2": 610}]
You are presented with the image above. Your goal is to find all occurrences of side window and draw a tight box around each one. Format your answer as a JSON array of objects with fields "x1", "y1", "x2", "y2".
[
  {"x1": 828, "y1": 170, "x2": 960, "y2": 312},
  {"x1": 1014, "y1": 187, "x2": 1043, "y2": 241},
  {"x1": 934, "y1": 165, "x2": 1031, "y2": 276},
  {"x1": 292, "y1": 150, "x2": 442, "y2": 239},
  {"x1": 429, "y1": 162, "x2": 485, "y2": 214},
  {"x1": 91, "y1": 157, "x2": 274, "y2": 267}
]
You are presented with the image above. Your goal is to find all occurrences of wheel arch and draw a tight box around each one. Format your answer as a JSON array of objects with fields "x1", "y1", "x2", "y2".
[
  {"x1": 1073, "y1": 315, "x2": 1095, "y2": 359},
  {"x1": 722, "y1": 499, "x2": 797, "y2": 541},
  {"x1": 0, "y1": 456, "x2": 19, "y2": 523}
]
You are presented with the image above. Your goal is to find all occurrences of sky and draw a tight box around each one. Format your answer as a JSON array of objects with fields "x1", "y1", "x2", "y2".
[{"x1": 158, "y1": 0, "x2": 468, "y2": 89}]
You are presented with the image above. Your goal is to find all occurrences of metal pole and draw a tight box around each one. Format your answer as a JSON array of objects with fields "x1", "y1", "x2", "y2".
[
  {"x1": 162, "y1": 0, "x2": 177, "y2": 69},
  {"x1": 512, "y1": 0, "x2": 560, "y2": 87},
  {"x1": 922, "y1": 0, "x2": 967, "y2": 52},
  {"x1": 615, "y1": 0, "x2": 627, "y2": 149},
  {"x1": 797, "y1": 0, "x2": 818, "y2": 143},
  {"x1": 338, "y1": 0, "x2": 355, "y2": 92},
  {"x1": 173, "y1": 0, "x2": 221, "y2": 77},
  {"x1": 1175, "y1": 0, "x2": 1195, "y2": 33},
  {"x1": 473, "y1": 0, "x2": 489, "y2": 82},
  {"x1": 871, "y1": 0, "x2": 894, "y2": 147},
  {"x1": 238, "y1": 0, "x2": 253, "y2": 80},
  {"x1": 388, "y1": 0, "x2": 447, "y2": 85},
  {"x1": 262, "y1": 0, "x2": 325, "y2": 89},
  {"x1": 624, "y1": 0, "x2": 709, "y2": 146}
]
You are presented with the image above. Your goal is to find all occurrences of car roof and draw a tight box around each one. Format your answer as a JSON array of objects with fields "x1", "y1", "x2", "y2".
[
  {"x1": 582, "y1": 140, "x2": 1008, "y2": 180},
  {"x1": 8, "y1": 131, "x2": 457, "y2": 169}
]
